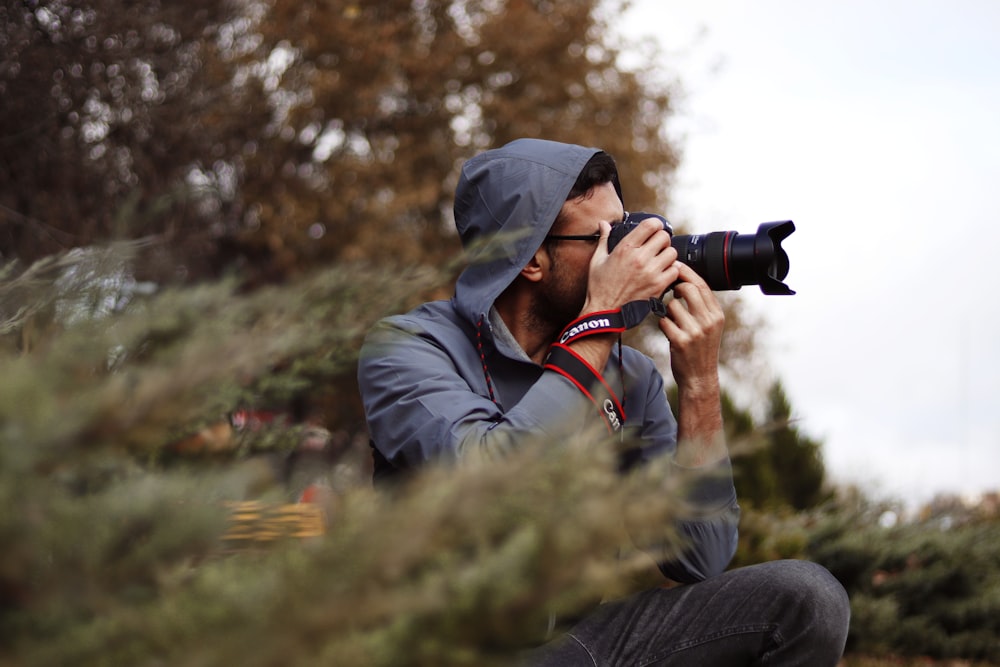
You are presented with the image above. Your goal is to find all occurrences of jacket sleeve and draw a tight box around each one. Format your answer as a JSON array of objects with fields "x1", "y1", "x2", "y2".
[
  {"x1": 626, "y1": 352, "x2": 740, "y2": 583},
  {"x1": 655, "y1": 459, "x2": 740, "y2": 583},
  {"x1": 358, "y1": 317, "x2": 596, "y2": 468}
]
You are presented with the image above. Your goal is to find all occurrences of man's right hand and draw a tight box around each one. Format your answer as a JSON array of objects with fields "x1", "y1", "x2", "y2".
[{"x1": 582, "y1": 218, "x2": 679, "y2": 315}]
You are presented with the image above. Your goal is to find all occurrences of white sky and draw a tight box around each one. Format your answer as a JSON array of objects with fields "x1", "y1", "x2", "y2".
[{"x1": 618, "y1": 0, "x2": 1000, "y2": 508}]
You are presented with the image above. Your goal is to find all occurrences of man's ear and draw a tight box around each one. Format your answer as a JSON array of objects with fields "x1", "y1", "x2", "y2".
[{"x1": 520, "y1": 246, "x2": 548, "y2": 283}]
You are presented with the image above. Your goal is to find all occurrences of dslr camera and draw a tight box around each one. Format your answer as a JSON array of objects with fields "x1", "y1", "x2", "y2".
[{"x1": 608, "y1": 213, "x2": 796, "y2": 295}]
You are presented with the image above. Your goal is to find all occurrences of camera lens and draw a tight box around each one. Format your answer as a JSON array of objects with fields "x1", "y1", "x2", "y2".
[
  {"x1": 671, "y1": 221, "x2": 794, "y2": 294},
  {"x1": 610, "y1": 214, "x2": 795, "y2": 295}
]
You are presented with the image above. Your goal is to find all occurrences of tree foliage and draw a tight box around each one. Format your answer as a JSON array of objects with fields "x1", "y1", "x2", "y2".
[
  {"x1": 5, "y1": 247, "x2": 995, "y2": 664},
  {"x1": 716, "y1": 487, "x2": 1000, "y2": 662},
  {"x1": 0, "y1": 0, "x2": 270, "y2": 281},
  {"x1": 2, "y1": 0, "x2": 678, "y2": 285},
  {"x1": 807, "y1": 493, "x2": 1000, "y2": 662},
  {"x1": 733, "y1": 382, "x2": 828, "y2": 511},
  {"x1": 0, "y1": 246, "x2": 703, "y2": 666}
]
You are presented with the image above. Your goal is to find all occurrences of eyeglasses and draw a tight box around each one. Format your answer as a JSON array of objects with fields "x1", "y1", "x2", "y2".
[
  {"x1": 544, "y1": 232, "x2": 601, "y2": 242},
  {"x1": 545, "y1": 212, "x2": 629, "y2": 243}
]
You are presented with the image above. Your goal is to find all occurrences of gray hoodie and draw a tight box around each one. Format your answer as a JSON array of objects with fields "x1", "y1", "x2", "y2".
[{"x1": 358, "y1": 138, "x2": 738, "y2": 582}]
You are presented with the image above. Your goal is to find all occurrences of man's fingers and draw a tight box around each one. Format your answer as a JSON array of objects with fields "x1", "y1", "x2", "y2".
[{"x1": 593, "y1": 220, "x2": 612, "y2": 259}]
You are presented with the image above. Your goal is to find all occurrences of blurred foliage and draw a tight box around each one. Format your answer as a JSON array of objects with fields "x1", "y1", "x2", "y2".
[
  {"x1": 805, "y1": 491, "x2": 1000, "y2": 662},
  {"x1": 2, "y1": 0, "x2": 678, "y2": 285},
  {"x1": 0, "y1": 244, "x2": 713, "y2": 666},
  {"x1": 0, "y1": 0, "x2": 267, "y2": 281},
  {"x1": 3, "y1": 239, "x2": 998, "y2": 665},
  {"x1": 727, "y1": 485, "x2": 1000, "y2": 662}
]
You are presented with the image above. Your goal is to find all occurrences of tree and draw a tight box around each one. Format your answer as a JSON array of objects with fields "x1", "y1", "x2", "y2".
[
  {"x1": 807, "y1": 491, "x2": 1000, "y2": 661},
  {"x1": 2, "y1": 0, "x2": 679, "y2": 285},
  {"x1": 4, "y1": 0, "x2": 818, "y2": 514},
  {"x1": 764, "y1": 382, "x2": 827, "y2": 510},
  {"x1": 0, "y1": 0, "x2": 271, "y2": 281},
  {"x1": 227, "y1": 0, "x2": 682, "y2": 280},
  {"x1": 730, "y1": 381, "x2": 827, "y2": 511}
]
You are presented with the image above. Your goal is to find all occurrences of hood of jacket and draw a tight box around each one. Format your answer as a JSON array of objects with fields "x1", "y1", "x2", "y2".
[{"x1": 451, "y1": 138, "x2": 611, "y2": 335}]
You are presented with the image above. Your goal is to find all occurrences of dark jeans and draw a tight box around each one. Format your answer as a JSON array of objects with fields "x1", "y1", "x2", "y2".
[{"x1": 522, "y1": 560, "x2": 850, "y2": 666}]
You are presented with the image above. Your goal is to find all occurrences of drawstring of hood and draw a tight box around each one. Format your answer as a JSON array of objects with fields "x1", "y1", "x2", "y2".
[{"x1": 476, "y1": 316, "x2": 498, "y2": 406}]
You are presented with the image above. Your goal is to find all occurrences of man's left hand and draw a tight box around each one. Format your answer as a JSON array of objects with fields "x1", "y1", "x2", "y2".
[{"x1": 657, "y1": 261, "x2": 725, "y2": 394}]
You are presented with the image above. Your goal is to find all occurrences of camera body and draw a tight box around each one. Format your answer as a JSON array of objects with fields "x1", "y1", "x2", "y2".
[{"x1": 608, "y1": 212, "x2": 795, "y2": 295}]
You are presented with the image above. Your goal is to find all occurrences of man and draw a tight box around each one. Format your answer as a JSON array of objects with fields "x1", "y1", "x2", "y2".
[{"x1": 358, "y1": 138, "x2": 849, "y2": 664}]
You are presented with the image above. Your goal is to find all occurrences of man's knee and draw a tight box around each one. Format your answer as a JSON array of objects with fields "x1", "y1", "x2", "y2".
[
  {"x1": 755, "y1": 559, "x2": 850, "y2": 650},
  {"x1": 771, "y1": 560, "x2": 848, "y2": 616}
]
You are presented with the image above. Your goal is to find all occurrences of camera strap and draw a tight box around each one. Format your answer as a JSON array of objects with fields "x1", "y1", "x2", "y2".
[
  {"x1": 546, "y1": 304, "x2": 669, "y2": 434},
  {"x1": 544, "y1": 343, "x2": 626, "y2": 435},
  {"x1": 554, "y1": 301, "x2": 667, "y2": 345},
  {"x1": 621, "y1": 297, "x2": 668, "y2": 327},
  {"x1": 556, "y1": 309, "x2": 626, "y2": 345}
]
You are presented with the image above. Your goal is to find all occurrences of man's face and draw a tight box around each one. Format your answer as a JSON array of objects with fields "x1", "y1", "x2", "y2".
[{"x1": 535, "y1": 181, "x2": 624, "y2": 327}]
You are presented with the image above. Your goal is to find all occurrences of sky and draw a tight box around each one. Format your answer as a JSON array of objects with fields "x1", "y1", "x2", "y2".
[{"x1": 617, "y1": 0, "x2": 1000, "y2": 509}]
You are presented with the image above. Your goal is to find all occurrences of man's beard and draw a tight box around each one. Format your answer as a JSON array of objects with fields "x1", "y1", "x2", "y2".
[{"x1": 528, "y1": 256, "x2": 587, "y2": 337}]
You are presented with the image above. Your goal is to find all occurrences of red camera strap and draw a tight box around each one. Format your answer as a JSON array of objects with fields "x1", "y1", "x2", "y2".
[
  {"x1": 556, "y1": 310, "x2": 626, "y2": 345},
  {"x1": 544, "y1": 343, "x2": 626, "y2": 434}
]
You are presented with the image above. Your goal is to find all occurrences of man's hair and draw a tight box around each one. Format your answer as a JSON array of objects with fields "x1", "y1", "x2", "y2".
[
  {"x1": 566, "y1": 151, "x2": 619, "y2": 202},
  {"x1": 548, "y1": 152, "x2": 620, "y2": 242}
]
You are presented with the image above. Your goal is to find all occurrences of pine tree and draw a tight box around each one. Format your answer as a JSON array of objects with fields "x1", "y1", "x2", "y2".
[
  {"x1": 728, "y1": 381, "x2": 828, "y2": 512},
  {"x1": 807, "y1": 491, "x2": 1000, "y2": 661},
  {"x1": 0, "y1": 245, "x2": 711, "y2": 666}
]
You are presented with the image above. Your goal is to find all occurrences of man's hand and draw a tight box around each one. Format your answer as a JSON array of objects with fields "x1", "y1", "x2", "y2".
[
  {"x1": 658, "y1": 262, "x2": 727, "y2": 468},
  {"x1": 566, "y1": 218, "x2": 678, "y2": 376},
  {"x1": 582, "y1": 218, "x2": 678, "y2": 315},
  {"x1": 658, "y1": 262, "x2": 725, "y2": 390}
]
